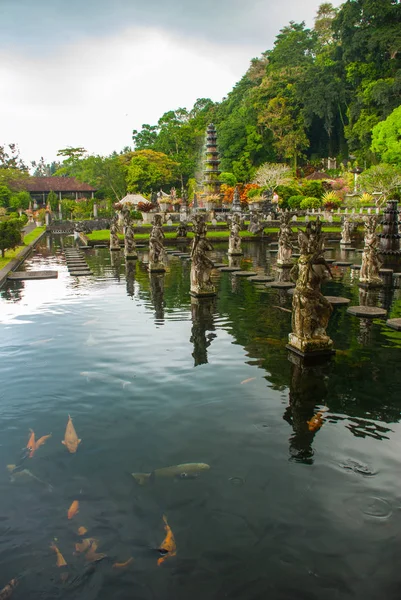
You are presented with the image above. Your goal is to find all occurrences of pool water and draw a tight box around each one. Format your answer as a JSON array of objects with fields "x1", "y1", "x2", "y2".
[{"x1": 0, "y1": 235, "x2": 401, "y2": 600}]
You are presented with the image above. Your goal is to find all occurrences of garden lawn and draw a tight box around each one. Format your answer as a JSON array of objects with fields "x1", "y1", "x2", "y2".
[{"x1": 0, "y1": 227, "x2": 46, "y2": 271}]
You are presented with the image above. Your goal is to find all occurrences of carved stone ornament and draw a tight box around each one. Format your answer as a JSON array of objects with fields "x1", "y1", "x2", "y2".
[
  {"x1": 110, "y1": 215, "x2": 121, "y2": 251},
  {"x1": 190, "y1": 214, "x2": 216, "y2": 297},
  {"x1": 228, "y1": 214, "x2": 243, "y2": 256},
  {"x1": 359, "y1": 215, "x2": 382, "y2": 287},
  {"x1": 277, "y1": 213, "x2": 293, "y2": 266},
  {"x1": 148, "y1": 214, "x2": 166, "y2": 272}
]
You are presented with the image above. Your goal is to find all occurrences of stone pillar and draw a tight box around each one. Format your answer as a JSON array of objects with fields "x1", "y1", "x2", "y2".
[{"x1": 93, "y1": 203, "x2": 98, "y2": 218}]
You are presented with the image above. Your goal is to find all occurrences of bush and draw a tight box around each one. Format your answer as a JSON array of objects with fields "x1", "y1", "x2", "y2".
[
  {"x1": 276, "y1": 184, "x2": 302, "y2": 208},
  {"x1": 131, "y1": 209, "x2": 142, "y2": 220},
  {"x1": 299, "y1": 181, "x2": 325, "y2": 198},
  {"x1": 288, "y1": 195, "x2": 305, "y2": 209},
  {"x1": 219, "y1": 172, "x2": 237, "y2": 187},
  {"x1": 300, "y1": 196, "x2": 322, "y2": 210},
  {"x1": 0, "y1": 220, "x2": 22, "y2": 257},
  {"x1": 321, "y1": 191, "x2": 342, "y2": 208},
  {"x1": 247, "y1": 187, "x2": 263, "y2": 199}
]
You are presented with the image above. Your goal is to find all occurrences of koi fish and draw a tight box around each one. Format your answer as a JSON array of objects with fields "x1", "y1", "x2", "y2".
[
  {"x1": 157, "y1": 515, "x2": 176, "y2": 566},
  {"x1": 307, "y1": 411, "x2": 324, "y2": 432},
  {"x1": 240, "y1": 377, "x2": 256, "y2": 385},
  {"x1": 50, "y1": 542, "x2": 67, "y2": 567},
  {"x1": 35, "y1": 433, "x2": 52, "y2": 450},
  {"x1": 112, "y1": 557, "x2": 134, "y2": 569},
  {"x1": 0, "y1": 578, "x2": 18, "y2": 600},
  {"x1": 27, "y1": 430, "x2": 36, "y2": 458},
  {"x1": 62, "y1": 415, "x2": 81, "y2": 453},
  {"x1": 68, "y1": 500, "x2": 79, "y2": 519},
  {"x1": 132, "y1": 462, "x2": 210, "y2": 485},
  {"x1": 85, "y1": 540, "x2": 106, "y2": 563},
  {"x1": 77, "y1": 526, "x2": 88, "y2": 536}
]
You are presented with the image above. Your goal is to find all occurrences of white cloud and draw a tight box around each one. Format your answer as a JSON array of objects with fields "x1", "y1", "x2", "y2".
[{"x1": 0, "y1": 26, "x2": 260, "y2": 164}]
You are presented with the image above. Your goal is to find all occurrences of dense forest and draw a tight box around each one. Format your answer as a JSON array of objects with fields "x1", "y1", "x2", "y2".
[{"x1": 1, "y1": 0, "x2": 400, "y2": 202}]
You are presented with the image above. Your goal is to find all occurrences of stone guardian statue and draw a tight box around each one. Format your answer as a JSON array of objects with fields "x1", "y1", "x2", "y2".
[
  {"x1": 359, "y1": 215, "x2": 382, "y2": 287},
  {"x1": 190, "y1": 214, "x2": 216, "y2": 297},
  {"x1": 277, "y1": 213, "x2": 293, "y2": 266},
  {"x1": 110, "y1": 215, "x2": 121, "y2": 251},
  {"x1": 228, "y1": 214, "x2": 243, "y2": 256},
  {"x1": 148, "y1": 214, "x2": 166, "y2": 272}
]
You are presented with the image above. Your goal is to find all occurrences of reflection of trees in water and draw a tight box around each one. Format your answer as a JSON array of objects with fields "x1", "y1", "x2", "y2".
[
  {"x1": 190, "y1": 296, "x2": 217, "y2": 366},
  {"x1": 150, "y1": 273, "x2": 165, "y2": 324},
  {"x1": 125, "y1": 260, "x2": 136, "y2": 298},
  {"x1": 284, "y1": 354, "x2": 331, "y2": 464},
  {"x1": 0, "y1": 280, "x2": 24, "y2": 302}
]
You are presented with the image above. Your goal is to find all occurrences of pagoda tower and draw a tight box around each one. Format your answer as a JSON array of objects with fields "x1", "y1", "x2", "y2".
[{"x1": 203, "y1": 124, "x2": 221, "y2": 196}]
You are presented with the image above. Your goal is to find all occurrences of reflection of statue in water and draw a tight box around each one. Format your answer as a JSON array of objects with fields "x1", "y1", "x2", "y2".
[
  {"x1": 340, "y1": 217, "x2": 352, "y2": 245},
  {"x1": 284, "y1": 353, "x2": 330, "y2": 463},
  {"x1": 125, "y1": 260, "x2": 135, "y2": 297},
  {"x1": 248, "y1": 213, "x2": 264, "y2": 235},
  {"x1": 149, "y1": 214, "x2": 166, "y2": 272},
  {"x1": 190, "y1": 296, "x2": 217, "y2": 366},
  {"x1": 288, "y1": 219, "x2": 333, "y2": 356},
  {"x1": 110, "y1": 247, "x2": 122, "y2": 280},
  {"x1": 176, "y1": 222, "x2": 188, "y2": 238},
  {"x1": 277, "y1": 213, "x2": 293, "y2": 266},
  {"x1": 150, "y1": 273, "x2": 165, "y2": 323},
  {"x1": 110, "y1": 215, "x2": 121, "y2": 251},
  {"x1": 228, "y1": 214, "x2": 242, "y2": 255},
  {"x1": 190, "y1": 215, "x2": 216, "y2": 297},
  {"x1": 359, "y1": 216, "x2": 382, "y2": 287},
  {"x1": 124, "y1": 224, "x2": 138, "y2": 259}
]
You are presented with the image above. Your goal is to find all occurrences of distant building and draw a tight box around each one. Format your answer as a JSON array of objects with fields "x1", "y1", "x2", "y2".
[{"x1": 12, "y1": 177, "x2": 96, "y2": 205}]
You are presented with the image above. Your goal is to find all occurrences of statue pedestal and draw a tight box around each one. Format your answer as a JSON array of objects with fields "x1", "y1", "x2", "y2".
[
  {"x1": 148, "y1": 262, "x2": 166, "y2": 273},
  {"x1": 287, "y1": 336, "x2": 335, "y2": 360},
  {"x1": 276, "y1": 264, "x2": 292, "y2": 282},
  {"x1": 110, "y1": 245, "x2": 121, "y2": 251},
  {"x1": 358, "y1": 280, "x2": 383, "y2": 288},
  {"x1": 228, "y1": 250, "x2": 243, "y2": 256},
  {"x1": 189, "y1": 289, "x2": 216, "y2": 298},
  {"x1": 125, "y1": 253, "x2": 138, "y2": 260},
  {"x1": 340, "y1": 241, "x2": 352, "y2": 246}
]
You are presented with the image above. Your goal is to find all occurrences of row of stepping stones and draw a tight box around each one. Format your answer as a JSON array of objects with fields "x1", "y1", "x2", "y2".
[{"x1": 64, "y1": 249, "x2": 92, "y2": 277}]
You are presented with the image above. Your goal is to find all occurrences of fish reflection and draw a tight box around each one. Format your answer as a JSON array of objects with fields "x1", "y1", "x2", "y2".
[
  {"x1": 190, "y1": 296, "x2": 217, "y2": 366},
  {"x1": 149, "y1": 273, "x2": 165, "y2": 323},
  {"x1": 284, "y1": 352, "x2": 331, "y2": 463}
]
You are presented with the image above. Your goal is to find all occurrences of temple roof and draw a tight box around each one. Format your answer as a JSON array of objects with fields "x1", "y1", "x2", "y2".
[{"x1": 12, "y1": 176, "x2": 97, "y2": 192}]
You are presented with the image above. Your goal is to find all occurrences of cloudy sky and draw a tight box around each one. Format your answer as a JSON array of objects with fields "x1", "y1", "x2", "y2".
[{"x1": 0, "y1": 0, "x2": 342, "y2": 165}]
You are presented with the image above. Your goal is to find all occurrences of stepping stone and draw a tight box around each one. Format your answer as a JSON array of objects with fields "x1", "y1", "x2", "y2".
[
  {"x1": 269, "y1": 242, "x2": 278, "y2": 247},
  {"x1": 68, "y1": 264, "x2": 88, "y2": 269},
  {"x1": 166, "y1": 250, "x2": 177, "y2": 254},
  {"x1": 94, "y1": 244, "x2": 107, "y2": 248},
  {"x1": 79, "y1": 246, "x2": 91, "y2": 250},
  {"x1": 325, "y1": 296, "x2": 351, "y2": 306},
  {"x1": 387, "y1": 318, "x2": 401, "y2": 331},
  {"x1": 179, "y1": 254, "x2": 191, "y2": 258},
  {"x1": 356, "y1": 249, "x2": 364, "y2": 253},
  {"x1": 269, "y1": 249, "x2": 278, "y2": 253},
  {"x1": 328, "y1": 239, "x2": 339, "y2": 243},
  {"x1": 292, "y1": 253, "x2": 300, "y2": 258},
  {"x1": 171, "y1": 251, "x2": 183, "y2": 255},
  {"x1": 213, "y1": 263, "x2": 226, "y2": 268},
  {"x1": 333, "y1": 261, "x2": 352, "y2": 267},
  {"x1": 393, "y1": 273, "x2": 401, "y2": 278},
  {"x1": 347, "y1": 306, "x2": 387, "y2": 318},
  {"x1": 325, "y1": 258, "x2": 335, "y2": 264},
  {"x1": 248, "y1": 275, "x2": 275, "y2": 282},
  {"x1": 324, "y1": 247, "x2": 335, "y2": 251},
  {"x1": 7, "y1": 270, "x2": 58, "y2": 280},
  {"x1": 342, "y1": 247, "x2": 356, "y2": 251},
  {"x1": 69, "y1": 271, "x2": 93, "y2": 276},
  {"x1": 351, "y1": 264, "x2": 361, "y2": 270},
  {"x1": 233, "y1": 271, "x2": 257, "y2": 277},
  {"x1": 265, "y1": 281, "x2": 295, "y2": 289},
  {"x1": 219, "y1": 266, "x2": 242, "y2": 272},
  {"x1": 136, "y1": 244, "x2": 146, "y2": 248}
]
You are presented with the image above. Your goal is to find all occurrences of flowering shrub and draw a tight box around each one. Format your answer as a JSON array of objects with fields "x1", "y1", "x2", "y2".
[
  {"x1": 329, "y1": 179, "x2": 350, "y2": 200},
  {"x1": 321, "y1": 191, "x2": 342, "y2": 208},
  {"x1": 221, "y1": 184, "x2": 259, "y2": 204},
  {"x1": 137, "y1": 201, "x2": 155, "y2": 213}
]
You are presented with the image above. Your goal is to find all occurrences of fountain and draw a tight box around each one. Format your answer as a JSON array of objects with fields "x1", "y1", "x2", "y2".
[
  {"x1": 228, "y1": 214, "x2": 242, "y2": 256},
  {"x1": 203, "y1": 124, "x2": 221, "y2": 203},
  {"x1": 359, "y1": 215, "x2": 382, "y2": 287},
  {"x1": 287, "y1": 219, "x2": 334, "y2": 358},
  {"x1": 190, "y1": 214, "x2": 216, "y2": 297},
  {"x1": 109, "y1": 215, "x2": 121, "y2": 251},
  {"x1": 148, "y1": 214, "x2": 167, "y2": 272},
  {"x1": 378, "y1": 199, "x2": 401, "y2": 265}
]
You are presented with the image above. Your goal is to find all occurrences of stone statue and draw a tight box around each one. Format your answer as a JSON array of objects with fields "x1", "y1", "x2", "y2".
[
  {"x1": 150, "y1": 190, "x2": 158, "y2": 205},
  {"x1": 248, "y1": 213, "x2": 264, "y2": 235},
  {"x1": 170, "y1": 187, "x2": 177, "y2": 201},
  {"x1": 124, "y1": 223, "x2": 138, "y2": 259},
  {"x1": 288, "y1": 219, "x2": 333, "y2": 356},
  {"x1": 190, "y1": 214, "x2": 216, "y2": 297},
  {"x1": 110, "y1": 215, "x2": 121, "y2": 251},
  {"x1": 231, "y1": 186, "x2": 241, "y2": 213},
  {"x1": 176, "y1": 222, "x2": 188, "y2": 238},
  {"x1": 121, "y1": 204, "x2": 131, "y2": 233},
  {"x1": 340, "y1": 217, "x2": 352, "y2": 245},
  {"x1": 277, "y1": 213, "x2": 293, "y2": 266},
  {"x1": 228, "y1": 214, "x2": 242, "y2": 255},
  {"x1": 359, "y1": 215, "x2": 382, "y2": 287},
  {"x1": 148, "y1": 214, "x2": 166, "y2": 272}
]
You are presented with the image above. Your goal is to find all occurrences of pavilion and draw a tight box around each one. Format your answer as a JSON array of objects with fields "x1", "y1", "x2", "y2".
[{"x1": 13, "y1": 177, "x2": 97, "y2": 205}]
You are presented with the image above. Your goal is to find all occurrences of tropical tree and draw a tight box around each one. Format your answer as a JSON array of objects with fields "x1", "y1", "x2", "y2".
[
  {"x1": 252, "y1": 163, "x2": 293, "y2": 190},
  {"x1": 358, "y1": 164, "x2": 401, "y2": 203},
  {"x1": 0, "y1": 220, "x2": 22, "y2": 257},
  {"x1": 371, "y1": 105, "x2": 401, "y2": 166},
  {"x1": 124, "y1": 149, "x2": 178, "y2": 193}
]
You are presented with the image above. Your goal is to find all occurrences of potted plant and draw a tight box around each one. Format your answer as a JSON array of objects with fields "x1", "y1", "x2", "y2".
[
  {"x1": 204, "y1": 194, "x2": 220, "y2": 210},
  {"x1": 34, "y1": 208, "x2": 46, "y2": 226}
]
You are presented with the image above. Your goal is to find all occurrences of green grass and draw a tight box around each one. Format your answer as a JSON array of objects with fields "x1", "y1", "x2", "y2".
[{"x1": 0, "y1": 227, "x2": 45, "y2": 271}]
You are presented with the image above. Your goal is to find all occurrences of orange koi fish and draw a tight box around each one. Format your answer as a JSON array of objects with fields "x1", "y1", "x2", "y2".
[
  {"x1": 35, "y1": 433, "x2": 52, "y2": 450},
  {"x1": 77, "y1": 526, "x2": 88, "y2": 536},
  {"x1": 27, "y1": 430, "x2": 36, "y2": 458},
  {"x1": 157, "y1": 515, "x2": 176, "y2": 566},
  {"x1": 50, "y1": 542, "x2": 67, "y2": 567},
  {"x1": 307, "y1": 411, "x2": 324, "y2": 432},
  {"x1": 67, "y1": 500, "x2": 79, "y2": 519},
  {"x1": 0, "y1": 578, "x2": 18, "y2": 600},
  {"x1": 112, "y1": 557, "x2": 134, "y2": 569},
  {"x1": 62, "y1": 415, "x2": 81, "y2": 453}
]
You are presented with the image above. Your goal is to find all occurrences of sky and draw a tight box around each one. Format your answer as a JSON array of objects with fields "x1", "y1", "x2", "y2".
[{"x1": 0, "y1": 0, "x2": 343, "y2": 166}]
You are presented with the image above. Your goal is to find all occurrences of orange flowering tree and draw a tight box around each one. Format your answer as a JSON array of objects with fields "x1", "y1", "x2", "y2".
[{"x1": 221, "y1": 183, "x2": 260, "y2": 204}]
